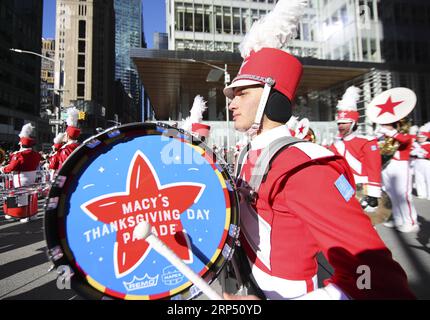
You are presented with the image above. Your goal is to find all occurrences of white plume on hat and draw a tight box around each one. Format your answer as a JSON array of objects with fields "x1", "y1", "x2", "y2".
[
  {"x1": 19, "y1": 123, "x2": 35, "y2": 138},
  {"x1": 66, "y1": 107, "x2": 79, "y2": 127},
  {"x1": 239, "y1": 0, "x2": 308, "y2": 58},
  {"x1": 286, "y1": 115, "x2": 299, "y2": 130},
  {"x1": 53, "y1": 132, "x2": 65, "y2": 144},
  {"x1": 181, "y1": 95, "x2": 207, "y2": 132},
  {"x1": 337, "y1": 86, "x2": 361, "y2": 111}
]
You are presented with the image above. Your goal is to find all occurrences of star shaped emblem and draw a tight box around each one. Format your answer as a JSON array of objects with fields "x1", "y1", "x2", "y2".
[
  {"x1": 376, "y1": 96, "x2": 404, "y2": 117},
  {"x1": 81, "y1": 151, "x2": 205, "y2": 278},
  {"x1": 298, "y1": 125, "x2": 305, "y2": 134}
]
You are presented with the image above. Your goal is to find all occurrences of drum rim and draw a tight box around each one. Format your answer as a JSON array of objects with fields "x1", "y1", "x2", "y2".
[{"x1": 44, "y1": 122, "x2": 239, "y2": 300}]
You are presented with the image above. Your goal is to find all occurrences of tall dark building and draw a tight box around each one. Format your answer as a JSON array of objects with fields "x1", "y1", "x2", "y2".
[
  {"x1": 0, "y1": 0, "x2": 48, "y2": 147},
  {"x1": 56, "y1": 0, "x2": 116, "y2": 138},
  {"x1": 379, "y1": 0, "x2": 430, "y2": 124},
  {"x1": 114, "y1": 0, "x2": 143, "y2": 123}
]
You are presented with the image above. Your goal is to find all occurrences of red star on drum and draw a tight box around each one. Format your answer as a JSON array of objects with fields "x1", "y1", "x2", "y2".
[{"x1": 81, "y1": 151, "x2": 204, "y2": 277}]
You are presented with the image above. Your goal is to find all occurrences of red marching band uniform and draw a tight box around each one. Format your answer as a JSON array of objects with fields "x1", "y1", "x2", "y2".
[
  {"x1": 0, "y1": 124, "x2": 41, "y2": 221},
  {"x1": 412, "y1": 125, "x2": 430, "y2": 199},
  {"x1": 0, "y1": 124, "x2": 41, "y2": 188},
  {"x1": 48, "y1": 132, "x2": 64, "y2": 179},
  {"x1": 222, "y1": 0, "x2": 414, "y2": 299},
  {"x1": 58, "y1": 107, "x2": 81, "y2": 170},
  {"x1": 329, "y1": 87, "x2": 382, "y2": 200},
  {"x1": 367, "y1": 87, "x2": 420, "y2": 233}
]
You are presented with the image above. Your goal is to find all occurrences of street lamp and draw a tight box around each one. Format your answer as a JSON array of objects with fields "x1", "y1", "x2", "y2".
[
  {"x1": 185, "y1": 59, "x2": 231, "y2": 155},
  {"x1": 10, "y1": 48, "x2": 65, "y2": 136}
]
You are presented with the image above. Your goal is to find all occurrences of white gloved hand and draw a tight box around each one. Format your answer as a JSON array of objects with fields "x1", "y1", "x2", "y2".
[{"x1": 375, "y1": 126, "x2": 398, "y2": 138}]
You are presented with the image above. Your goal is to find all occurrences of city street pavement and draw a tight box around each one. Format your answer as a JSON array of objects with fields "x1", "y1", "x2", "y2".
[{"x1": 1, "y1": 197, "x2": 429, "y2": 300}]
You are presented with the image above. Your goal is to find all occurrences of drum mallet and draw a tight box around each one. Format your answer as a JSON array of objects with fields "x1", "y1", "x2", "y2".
[{"x1": 133, "y1": 221, "x2": 223, "y2": 300}]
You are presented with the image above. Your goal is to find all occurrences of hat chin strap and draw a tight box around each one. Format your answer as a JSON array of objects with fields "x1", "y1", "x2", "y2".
[
  {"x1": 247, "y1": 78, "x2": 275, "y2": 138},
  {"x1": 346, "y1": 121, "x2": 356, "y2": 136}
]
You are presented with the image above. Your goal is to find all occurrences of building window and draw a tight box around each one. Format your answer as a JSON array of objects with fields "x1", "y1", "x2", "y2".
[
  {"x1": 77, "y1": 69, "x2": 85, "y2": 82},
  {"x1": 78, "y1": 40, "x2": 86, "y2": 53},
  {"x1": 77, "y1": 83, "x2": 85, "y2": 97},
  {"x1": 223, "y1": 7, "x2": 231, "y2": 34},
  {"x1": 184, "y1": 11, "x2": 193, "y2": 31},
  {"x1": 233, "y1": 8, "x2": 241, "y2": 35},
  {"x1": 78, "y1": 54, "x2": 85, "y2": 67},
  {"x1": 79, "y1": 20, "x2": 86, "y2": 38}
]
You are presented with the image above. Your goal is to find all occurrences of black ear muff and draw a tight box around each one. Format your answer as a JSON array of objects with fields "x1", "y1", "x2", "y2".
[{"x1": 264, "y1": 90, "x2": 293, "y2": 123}]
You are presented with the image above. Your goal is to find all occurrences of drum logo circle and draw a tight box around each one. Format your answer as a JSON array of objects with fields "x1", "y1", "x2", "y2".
[{"x1": 66, "y1": 135, "x2": 231, "y2": 299}]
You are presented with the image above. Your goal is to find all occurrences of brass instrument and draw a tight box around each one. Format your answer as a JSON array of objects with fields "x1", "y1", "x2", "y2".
[
  {"x1": 306, "y1": 128, "x2": 317, "y2": 143},
  {"x1": 378, "y1": 118, "x2": 412, "y2": 164}
]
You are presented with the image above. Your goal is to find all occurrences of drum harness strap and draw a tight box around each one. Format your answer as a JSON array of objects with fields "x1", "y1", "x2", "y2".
[{"x1": 226, "y1": 136, "x2": 307, "y2": 298}]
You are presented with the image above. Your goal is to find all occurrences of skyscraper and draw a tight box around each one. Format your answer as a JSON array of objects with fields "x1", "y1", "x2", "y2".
[
  {"x1": 114, "y1": 0, "x2": 143, "y2": 121},
  {"x1": 41, "y1": 38, "x2": 55, "y2": 119},
  {"x1": 153, "y1": 32, "x2": 168, "y2": 50},
  {"x1": 0, "y1": 0, "x2": 48, "y2": 146},
  {"x1": 55, "y1": 0, "x2": 116, "y2": 137}
]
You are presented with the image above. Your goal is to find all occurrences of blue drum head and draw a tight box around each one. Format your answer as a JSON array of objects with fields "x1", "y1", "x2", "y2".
[{"x1": 44, "y1": 122, "x2": 239, "y2": 300}]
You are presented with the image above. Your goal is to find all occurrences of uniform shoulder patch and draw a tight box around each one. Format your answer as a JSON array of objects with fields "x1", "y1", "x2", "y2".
[{"x1": 334, "y1": 174, "x2": 354, "y2": 202}]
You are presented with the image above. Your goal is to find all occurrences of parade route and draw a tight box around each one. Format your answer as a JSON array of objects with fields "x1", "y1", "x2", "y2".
[{"x1": 1, "y1": 197, "x2": 429, "y2": 300}]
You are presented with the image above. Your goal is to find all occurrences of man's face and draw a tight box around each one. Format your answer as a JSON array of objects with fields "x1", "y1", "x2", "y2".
[
  {"x1": 228, "y1": 85, "x2": 263, "y2": 132},
  {"x1": 337, "y1": 121, "x2": 353, "y2": 137}
]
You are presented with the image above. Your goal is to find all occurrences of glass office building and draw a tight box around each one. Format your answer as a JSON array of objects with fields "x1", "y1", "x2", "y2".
[{"x1": 114, "y1": 0, "x2": 143, "y2": 117}]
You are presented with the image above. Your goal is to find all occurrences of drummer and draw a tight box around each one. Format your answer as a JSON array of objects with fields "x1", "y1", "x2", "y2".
[
  {"x1": 0, "y1": 123, "x2": 42, "y2": 222},
  {"x1": 223, "y1": 0, "x2": 414, "y2": 300}
]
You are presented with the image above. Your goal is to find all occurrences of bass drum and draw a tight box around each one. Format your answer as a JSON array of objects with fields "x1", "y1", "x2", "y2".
[{"x1": 44, "y1": 122, "x2": 239, "y2": 300}]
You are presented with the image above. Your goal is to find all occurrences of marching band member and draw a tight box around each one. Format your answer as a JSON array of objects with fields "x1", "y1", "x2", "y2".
[
  {"x1": 411, "y1": 123, "x2": 430, "y2": 200},
  {"x1": 0, "y1": 123, "x2": 42, "y2": 222},
  {"x1": 58, "y1": 107, "x2": 81, "y2": 169},
  {"x1": 48, "y1": 132, "x2": 65, "y2": 179},
  {"x1": 182, "y1": 95, "x2": 211, "y2": 143},
  {"x1": 329, "y1": 86, "x2": 382, "y2": 212},
  {"x1": 0, "y1": 123, "x2": 41, "y2": 188},
  {"x1": 367, "y1": 88, "x2": 420, "y2": 233},
  {"x1": 223, "y1": 0, "x2": 414, "y2": 300}
]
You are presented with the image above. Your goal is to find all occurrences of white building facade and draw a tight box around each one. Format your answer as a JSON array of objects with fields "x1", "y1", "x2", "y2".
[{"x1": 166, "y1": 0, "x2": 383, "y2": 63}]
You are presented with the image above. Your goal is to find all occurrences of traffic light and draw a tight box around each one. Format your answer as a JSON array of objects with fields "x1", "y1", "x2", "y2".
[{"x1": 78, "y1": 111, "x2": 86, "y2": 120}]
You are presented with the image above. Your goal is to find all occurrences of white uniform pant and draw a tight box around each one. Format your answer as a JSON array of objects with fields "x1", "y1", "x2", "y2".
[
  {"x1": 382, "y1": 160, "x2": 418, "y2": 226},
  {"x1": 414, "y1": 159, "x2": 430, "y2": 199}
]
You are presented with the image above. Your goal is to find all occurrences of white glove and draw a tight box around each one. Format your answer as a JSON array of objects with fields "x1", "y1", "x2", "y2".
[
  {"x1": 411, "y1": 148, "x2": 427, "y2": 158},
  {"x1": 0, "y1": 166, "x2": 4, "y2": 174},
  {"x1": 374, "y1": 126, "x2": 397, "y2": 138}
]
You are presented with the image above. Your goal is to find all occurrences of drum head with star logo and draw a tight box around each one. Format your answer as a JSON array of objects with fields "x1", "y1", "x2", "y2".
[
  {"x1": 44, "y1": 122, "x2": 239, "y2": 300},
  {"x1": 366, "y1": 87, "x2": 416, "y2": 124}
]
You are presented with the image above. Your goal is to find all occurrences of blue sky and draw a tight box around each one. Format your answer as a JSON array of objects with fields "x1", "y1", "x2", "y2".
[{"x1": 42, "y1": 0, "x2": 166, "y2": 48}]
